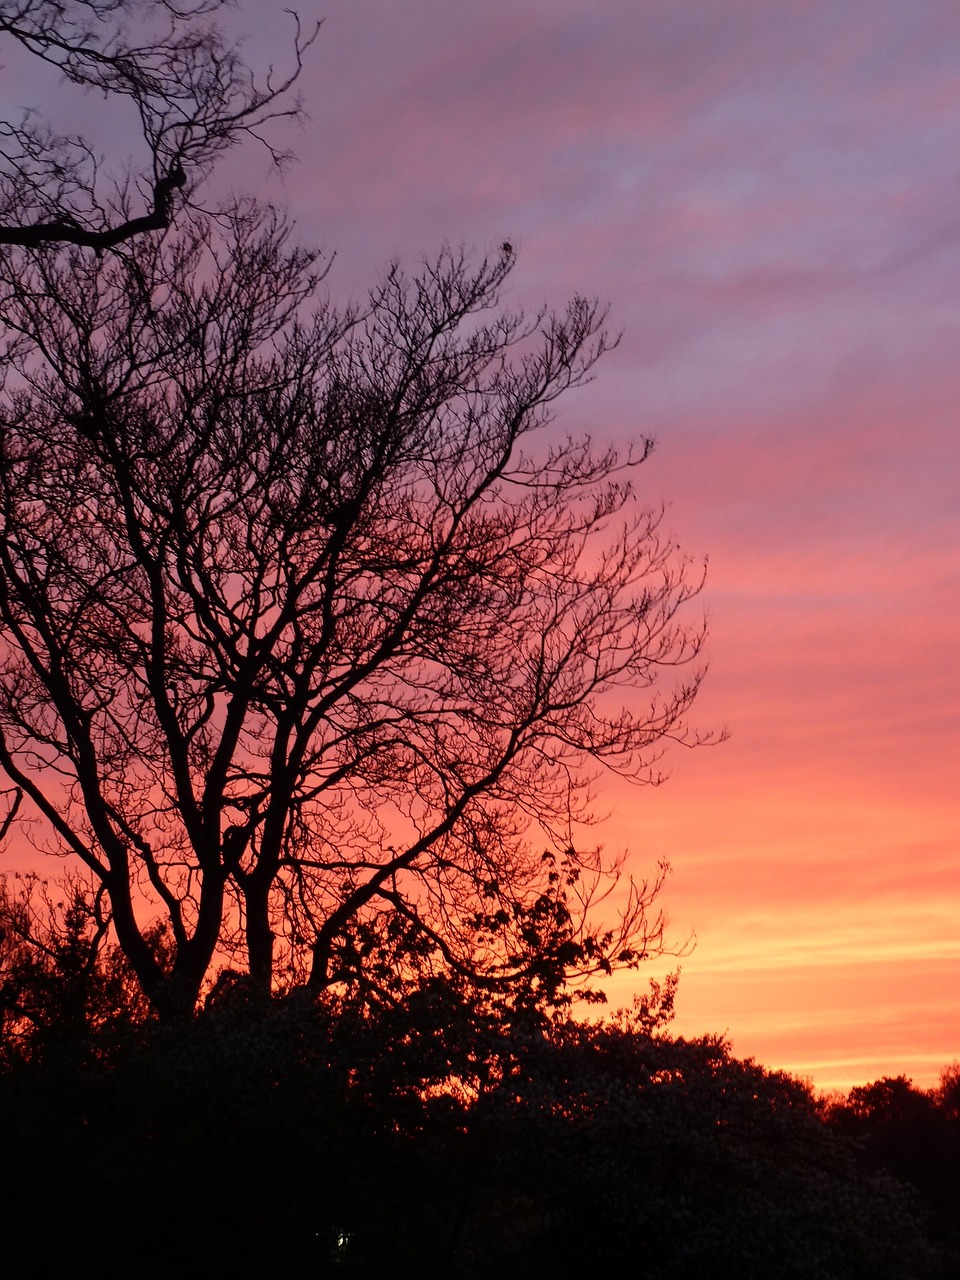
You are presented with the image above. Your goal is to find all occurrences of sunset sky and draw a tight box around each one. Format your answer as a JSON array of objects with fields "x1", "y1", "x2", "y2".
[
  {"x1": 5, "y1": 0, "x2": 958, "y2": 1092},
  {"x1": 283, "y1": 0, "x2": 958, "y2": 1092}
]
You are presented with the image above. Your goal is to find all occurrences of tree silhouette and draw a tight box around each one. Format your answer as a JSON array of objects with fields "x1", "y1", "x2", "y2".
[
  {"x1": 0, "y1": 870, "x2": 156, "y2": 1065},
  {"x1": 0, "y1": 200, "x2": 710, "y2": 1016},
  {"x1": 0, "y1": 0, "x2": 316, "y2": 248},
  {"x1": 825, "y1": 1073, "x2": 960, "y2": 1274}
]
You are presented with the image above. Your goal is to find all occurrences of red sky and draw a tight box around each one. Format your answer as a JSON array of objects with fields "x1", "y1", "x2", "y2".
[
  {"x1": 282, "y1": 0, "x2": 959, "y2": 1092},
  {"x1": 6, "y1": 0, "x2": 959, "y2": 1090}
]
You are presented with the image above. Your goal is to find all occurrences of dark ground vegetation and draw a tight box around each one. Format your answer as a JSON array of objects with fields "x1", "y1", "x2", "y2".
[{"x1": 1, "y1": 890, "x2": 956, "y2": 1280}]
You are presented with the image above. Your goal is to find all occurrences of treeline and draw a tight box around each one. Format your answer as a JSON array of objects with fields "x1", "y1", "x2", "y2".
[{"x1": 1, "y1": 880, "x2": 956, "y2": 1279}]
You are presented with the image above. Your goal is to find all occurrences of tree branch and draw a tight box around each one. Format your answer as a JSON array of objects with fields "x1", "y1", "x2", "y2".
[{"x1": 0, "y1": 164, "x2": 186, "y2": 248}]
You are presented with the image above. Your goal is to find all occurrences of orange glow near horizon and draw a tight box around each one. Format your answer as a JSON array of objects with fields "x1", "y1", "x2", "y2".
[{"x1": 596, "y1": 530, "x2": 959, "y2": 1093}]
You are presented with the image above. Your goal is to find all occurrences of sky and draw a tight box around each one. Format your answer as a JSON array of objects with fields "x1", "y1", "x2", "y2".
[
  {"x1": 277, "y1": 0, "x2": 959, "y2": 1093},
  {"x1": 5, "y1": 0, "x2": 959, "y2": 1091}
]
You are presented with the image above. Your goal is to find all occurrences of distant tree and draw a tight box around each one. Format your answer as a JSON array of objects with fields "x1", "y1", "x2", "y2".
[
  {"x1": 0, "y1": 0, "x2": 316, "y2": 249},
  {"x1": 0, "y1": 197, "x2": 709, "y2": 1018},
  {"x1": 934, "y1": 1061, "x2": 960, "y2": 1123},
  {"x1": 826, "y1": 1072, "x2": 960, "y2": 1276},
  {"x1": 830, "y1": 1074, "x2": 941, "y2": 1182}
]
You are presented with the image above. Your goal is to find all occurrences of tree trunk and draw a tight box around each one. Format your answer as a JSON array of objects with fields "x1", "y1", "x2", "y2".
[{"x1": 245, "y1": 882, "x2": 275, "y2": 995}]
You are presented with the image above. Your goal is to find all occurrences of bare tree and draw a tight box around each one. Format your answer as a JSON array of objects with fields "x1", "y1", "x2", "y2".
[
  {"x1": 0, "y1": 0, "x2": 316, "y2": 249},
  {"x1": 0, "y1": 201, "x2": 709, "y2": 1018}
]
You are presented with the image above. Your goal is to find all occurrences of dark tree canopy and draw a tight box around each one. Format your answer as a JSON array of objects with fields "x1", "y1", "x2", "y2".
[
  {"x1": 0, "y1": 965, "x2": 943, "y2": 1278},
  {"x1": 0, "y1": 0, "x2": 316, "y2": 248}
]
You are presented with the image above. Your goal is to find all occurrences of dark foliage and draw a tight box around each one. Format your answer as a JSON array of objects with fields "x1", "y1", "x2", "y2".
[
  {"x1": 0, "y1": 871, "x2": 161, "y2": 1067},
  {"x1": 825, "y1": 1071, "x2": 960, "y2": 1275},
  {"x1": 0, "y1": 956, "x2": 943, "y2": 1279}
]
